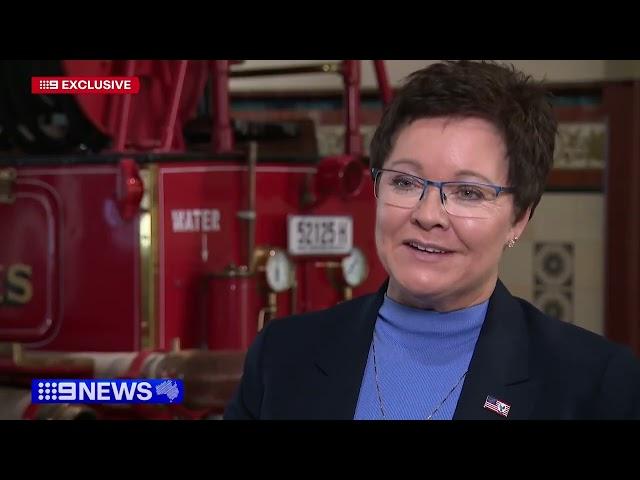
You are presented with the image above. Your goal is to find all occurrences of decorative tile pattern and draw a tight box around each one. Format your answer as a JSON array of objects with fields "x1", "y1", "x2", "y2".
[{"x1": 533, "y1": 242, "x2": 574, "y2": 323}]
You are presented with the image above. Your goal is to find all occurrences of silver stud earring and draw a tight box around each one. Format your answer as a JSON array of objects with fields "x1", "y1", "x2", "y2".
[{"x1": 507, "y1": 236, "x2": 519, "y2": 248}]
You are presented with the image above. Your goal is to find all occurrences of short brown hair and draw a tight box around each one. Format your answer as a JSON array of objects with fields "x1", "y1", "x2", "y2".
[{"x1": 369, "y1": 60, "x2": 558, "y2": 220}]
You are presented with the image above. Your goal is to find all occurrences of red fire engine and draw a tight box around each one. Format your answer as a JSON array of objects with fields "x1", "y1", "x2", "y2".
[{"x1": 0, "y1": 60, "x2": 392, "y2": 419}]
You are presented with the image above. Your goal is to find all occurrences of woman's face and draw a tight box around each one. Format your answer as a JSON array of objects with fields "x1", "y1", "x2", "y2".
[{"x1": 375, "y1": 117, "x2": 530, "y2": 311}]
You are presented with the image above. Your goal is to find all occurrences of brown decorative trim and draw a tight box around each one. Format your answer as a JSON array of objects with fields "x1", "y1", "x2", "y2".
[
  {"x1": 602, "y1": 81, "x2": 640, "y2": 355},
  {"x1": 230, "y1": 84, "x2": 606, "y2": 100},
  {"x1": 230, "y1": 88, "x2": 389, "y2": 101},
  {"x1": 554, "y1": 105, "x2": 606, "y2": 122},
  {"x1": 546, "y1": 169, "x2": 603, "y2": 191}
]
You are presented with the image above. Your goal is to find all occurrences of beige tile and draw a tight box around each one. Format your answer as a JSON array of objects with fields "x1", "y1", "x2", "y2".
[
  {"x1": 573, "y1": 286, "x2": 604, "y2": 336},
  {"x1": 573, "y1": 240, "x2": 604, "y2": 290},
  {"x1": 573, "y1": 193, "x2": 604, "y2": 241},
  {"x1": 499, "y1": 240, "x2": 533, "y2": 297},
  {"x1": 518, "y1": 223, "x2": 535, "y2": 243},
  {"x1": 528, "y1": 194, "x2": 577, "y2": 242}
]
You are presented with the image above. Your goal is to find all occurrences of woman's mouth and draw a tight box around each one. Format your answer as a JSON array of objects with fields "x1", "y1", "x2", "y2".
[{"x1": 403, "y1": 240, "x2": 455, "y2": 259}]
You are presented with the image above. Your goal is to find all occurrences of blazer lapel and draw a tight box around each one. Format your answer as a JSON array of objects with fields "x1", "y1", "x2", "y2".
[
  {"x1": 454, "y1": 280, "x2": 538, "y2": 420},
  {"x1": 311, "y1": 281, "x2": 386, "y2": 419}
]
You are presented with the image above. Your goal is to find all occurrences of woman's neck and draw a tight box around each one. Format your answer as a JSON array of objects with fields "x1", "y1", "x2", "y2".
[{"x1": 386, "y1": 276, "x2": 496, "y2": 313}]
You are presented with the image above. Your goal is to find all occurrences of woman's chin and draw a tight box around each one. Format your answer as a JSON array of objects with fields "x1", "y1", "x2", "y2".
[{"x1": 388, "y1": 274, "x2": 450, "y2": 305}]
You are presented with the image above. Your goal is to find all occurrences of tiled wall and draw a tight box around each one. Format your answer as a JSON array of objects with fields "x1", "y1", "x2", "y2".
[
  {"x1": 316, "y1": 121, "x2": 607, "y2": 168},
  {"x1": 499, "y1": 193, "x2": 605, "y2": 335}
]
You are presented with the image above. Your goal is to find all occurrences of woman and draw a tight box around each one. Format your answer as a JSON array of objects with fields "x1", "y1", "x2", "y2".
[{"x1": 224, "y1": 60, "x2": 640, "y2": 420}]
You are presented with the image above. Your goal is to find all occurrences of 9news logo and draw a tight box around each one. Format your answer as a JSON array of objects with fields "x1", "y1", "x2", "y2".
[{"x1": 31, "y1": 379, "x2": 184, "y2": 404}]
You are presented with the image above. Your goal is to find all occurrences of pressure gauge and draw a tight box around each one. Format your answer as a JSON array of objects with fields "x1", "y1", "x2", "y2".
[
  {"x1": 265, "y1": 249, "x2": 294, "y2": 293},
  {"x1": 341, "y1": 247, "x2": 368, "y2": 287}
]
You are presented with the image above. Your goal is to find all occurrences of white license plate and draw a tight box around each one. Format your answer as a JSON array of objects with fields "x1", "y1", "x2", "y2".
[{"x1": 287, "y1": 215, "x2": 353, "y2": 255}]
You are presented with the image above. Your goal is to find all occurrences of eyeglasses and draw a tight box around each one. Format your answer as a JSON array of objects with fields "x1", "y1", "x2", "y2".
[{"x1": 371, "y1": 168, "x2": 515, "y2": 219}]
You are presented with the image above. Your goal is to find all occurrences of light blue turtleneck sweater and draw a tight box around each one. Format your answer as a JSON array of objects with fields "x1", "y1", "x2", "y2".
[{"x1": 354, "y1": 295, "x2": 488, "y2": 420}]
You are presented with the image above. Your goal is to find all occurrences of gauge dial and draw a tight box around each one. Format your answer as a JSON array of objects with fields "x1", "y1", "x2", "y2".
[
  {"x1": 341, "y1": 247, "x2": 368, "y2": 287},
  {"x1": 265, "y1": 249, "x2": 294, "y2": 292}
]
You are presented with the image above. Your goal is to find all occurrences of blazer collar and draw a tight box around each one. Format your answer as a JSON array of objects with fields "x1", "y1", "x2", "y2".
[{"x1": 313, "y1": 279, "x2": 535, "y2": 420}]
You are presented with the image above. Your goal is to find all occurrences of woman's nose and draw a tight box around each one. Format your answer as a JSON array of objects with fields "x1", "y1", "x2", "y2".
[{"x1": 411, "y1": 184, "x2": 450, "y2": 229}]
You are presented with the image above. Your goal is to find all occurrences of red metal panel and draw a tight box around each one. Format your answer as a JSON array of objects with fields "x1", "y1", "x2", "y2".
[
  {"x1": 158, "y1": 162, "x2": 314, "y2": 350},
  {"x1": 1, "y1": 166, "x2": 140, "y2": 351},
  {"x1": 0, "y1": 178, "x2": 61, "y2": 343}
]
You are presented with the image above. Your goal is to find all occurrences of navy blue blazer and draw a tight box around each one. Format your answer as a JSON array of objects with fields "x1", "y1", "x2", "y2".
[{"x1": 224, "y1": 280, "x2": 640, "y2": 420}]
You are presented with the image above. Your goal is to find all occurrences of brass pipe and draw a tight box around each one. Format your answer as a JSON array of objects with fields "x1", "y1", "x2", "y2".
[
  {"x1": 12, "y1": 343, "x2": 22, "y2": 364},
  {"x1": 343, "y1": 286, "x2": 353, "y2": 301},
  {"x1": 257, "y1": 292, "x2": 277, "y2": 331},
  {"x1": 314, "y1": 261, "x2": 341, "y2": 269},
  {"x1": 139, "y1": 165, "x2": 158, "y2": 350},
  {"x1": 314, "y1": 262, "x2": 354, "y2": 302},
  {"x1": 235, "y1": 142, "x2": 257, "y2": 272},
  {"x1": 210, "y1": 264, "x2": 252, "y2": 279},
  {"x1": 0, "y1": 168, "x2": 16, "y2": 204},
  {"x1": 230, "y1": 63, "x2": 341, "y2": 78},
  {"x1": 2, "y1": 342, "x2": 94, "y2": 371}
]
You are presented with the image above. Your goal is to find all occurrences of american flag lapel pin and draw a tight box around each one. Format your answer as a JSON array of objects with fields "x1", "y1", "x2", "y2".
[{"x1": 483, "y1": 395, "x2": 511, "y2": 418}]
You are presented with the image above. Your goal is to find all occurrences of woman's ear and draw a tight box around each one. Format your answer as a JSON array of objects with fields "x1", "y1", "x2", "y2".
[{"x1": 507, "y1": 206, "x2": 532, "y2": 246}]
